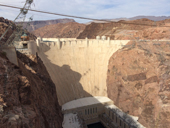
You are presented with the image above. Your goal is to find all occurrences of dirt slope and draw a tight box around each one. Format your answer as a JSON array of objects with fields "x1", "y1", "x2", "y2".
[
  {"x1": 107, "y1": 41, "x2": 170, "y2": 128},
  {"x1": 32, "y1": 22, "x2": 86, "y2": 38},
  {"x1": 0, "y1": 51, "x2": 63, "y2": 128}
]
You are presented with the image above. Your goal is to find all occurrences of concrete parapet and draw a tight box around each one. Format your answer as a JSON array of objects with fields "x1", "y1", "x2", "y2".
[
  {"x1": 37, "y1": 37, "x2": 42, "y2": 41},
  {"x1": 42, "y1": 38, "x2": 77, "y2": 42},
  {"x1": 101, "y1": 36, "x2": 106, "y2": 40},
  {"x1": 105, "y1": 105, "x2": 146, "y2": 128},
  {"x1": 36, "y1": 38, "x2": 41, "y2": 47},
  {"x1": 27, "y1": 41, "x2": 37, "y2": 55},
  {"x1": 96, "y1": 36, "x2": 100, "y2": 40},
  {"x1": 53, "y1": 39, "x2": 130, "y2": 49},
  {"x1": 52, "y1": 42, "x2": 56, "y2": 46},
  {"x1": 55, "y1": 40, "x2": 62, "y2": 49},
  {"x1": 86, "y1": 38, "x2": 89, "y2": 47},
  {"x1": 17, "y1": 49, "x2": 30, "y2": 55},
  {"x1": 1, "y1": 46, "x2": 18, "y2": 66}
]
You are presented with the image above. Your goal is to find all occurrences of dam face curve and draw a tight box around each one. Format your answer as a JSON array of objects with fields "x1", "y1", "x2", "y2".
[{"x1": 37, "y1": 38, "x2": 130, "y2": 105}]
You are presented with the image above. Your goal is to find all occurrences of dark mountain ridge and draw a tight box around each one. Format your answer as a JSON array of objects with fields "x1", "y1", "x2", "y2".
[
  {"x1": 86, "y1": 16, "x2": 170, "y2": 24},
  {"x1": 129, "y1": 15, "x2": 170, "y2": 21}
]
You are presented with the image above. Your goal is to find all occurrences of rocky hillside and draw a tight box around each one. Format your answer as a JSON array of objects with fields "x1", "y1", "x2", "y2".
[
  {"x1": 0, "y1": 51, "x2": 63, "y2": 128},
  {"x1": 0, "y1": 17, "x2": 15, "y2": 45},
  {"x1": 107, "y1": 41, "x2": 170, "y2": 128},
  {"x1": 16, "y1": 18, "x2": 75, "y2": 32},
  {"x1": 77, "y1": 18, "x2": 170, "y2": 40},
  {"x1": 32, "y1": 22, "x2": 86, "y2": 38},
  {"x1": 0, "y1": 17, "x2": 36, "y2": 46}
]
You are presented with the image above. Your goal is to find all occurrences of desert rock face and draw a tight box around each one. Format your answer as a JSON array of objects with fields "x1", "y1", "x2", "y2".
[
  {"x1": 0, "y1": 51, "x2": 63, "y2": 128},
  {"x1": 32, "y1": 22, "x2": 85, "y2": 38},
  {"x1": 107, "y1": 41, "x2": 170, "y2": 128}
]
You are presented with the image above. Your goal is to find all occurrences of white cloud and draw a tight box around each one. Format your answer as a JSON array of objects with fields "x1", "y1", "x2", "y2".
[{"x1": 0, "y1": 0, "x2": 170, "y2": 23}]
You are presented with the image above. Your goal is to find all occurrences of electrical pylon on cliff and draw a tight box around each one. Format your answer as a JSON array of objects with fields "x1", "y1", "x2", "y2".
[{"x1": 0, "y1": 0, "x2": 34, "y2": 46}]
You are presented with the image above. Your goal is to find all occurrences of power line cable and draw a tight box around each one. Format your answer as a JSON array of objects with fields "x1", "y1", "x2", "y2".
[
  {"x1": 1, "y1": 3, "x2": 170, "y2": 27},
  {"x1": 0, "y1": 4, "x2": 113, "y2": 22}
]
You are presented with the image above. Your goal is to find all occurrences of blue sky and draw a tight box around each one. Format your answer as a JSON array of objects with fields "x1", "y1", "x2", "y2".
[{"x1": 0, "y1": 0, "x2": 170, "y2": 23}]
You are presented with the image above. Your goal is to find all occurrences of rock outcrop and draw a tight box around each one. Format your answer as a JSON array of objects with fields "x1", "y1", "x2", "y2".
[
  {"x1": 107, "y1": 41, "x2": 170, "y2": 128},
  {"x1": 0, "y1": 17, "x2": 36, "y2": 46},
  {"x1": 0, "y1": 17, "x2": 16, "y2": 45},
  {"x1": 0, "y1": 51, "x2": 63, "y2": 128}
]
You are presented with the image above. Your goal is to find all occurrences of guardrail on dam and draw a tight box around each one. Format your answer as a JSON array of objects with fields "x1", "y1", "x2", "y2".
[{"x1": 36, "y1": 38, "x2": 130, "y2": 105}]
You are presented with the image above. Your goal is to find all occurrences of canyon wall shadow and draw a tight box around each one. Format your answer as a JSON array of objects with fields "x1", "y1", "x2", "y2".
[{"x1": 37, "y1": 43, "x2": 93, "y2": 105}]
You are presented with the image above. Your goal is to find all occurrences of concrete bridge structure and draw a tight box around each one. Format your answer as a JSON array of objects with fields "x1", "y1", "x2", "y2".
[
  {"x1": 9, "y1": 37, "x2": 147, "y2": 127},
  {"x1": 36, "y1": 38, "x2": 130, "y2": 105}
]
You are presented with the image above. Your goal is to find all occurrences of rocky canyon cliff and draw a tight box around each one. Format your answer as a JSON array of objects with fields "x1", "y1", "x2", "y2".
[
  {"x1": 107, "y1": 41, "x2": 170, "y2": 128},
  {"x1": 0, "y1": 51, "x2": 63, "y2": 128}
]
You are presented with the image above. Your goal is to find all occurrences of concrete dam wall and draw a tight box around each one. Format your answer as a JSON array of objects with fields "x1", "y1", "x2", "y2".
[{"x1": 37, "y1": 38, "x2": 130, "y2": 105}]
